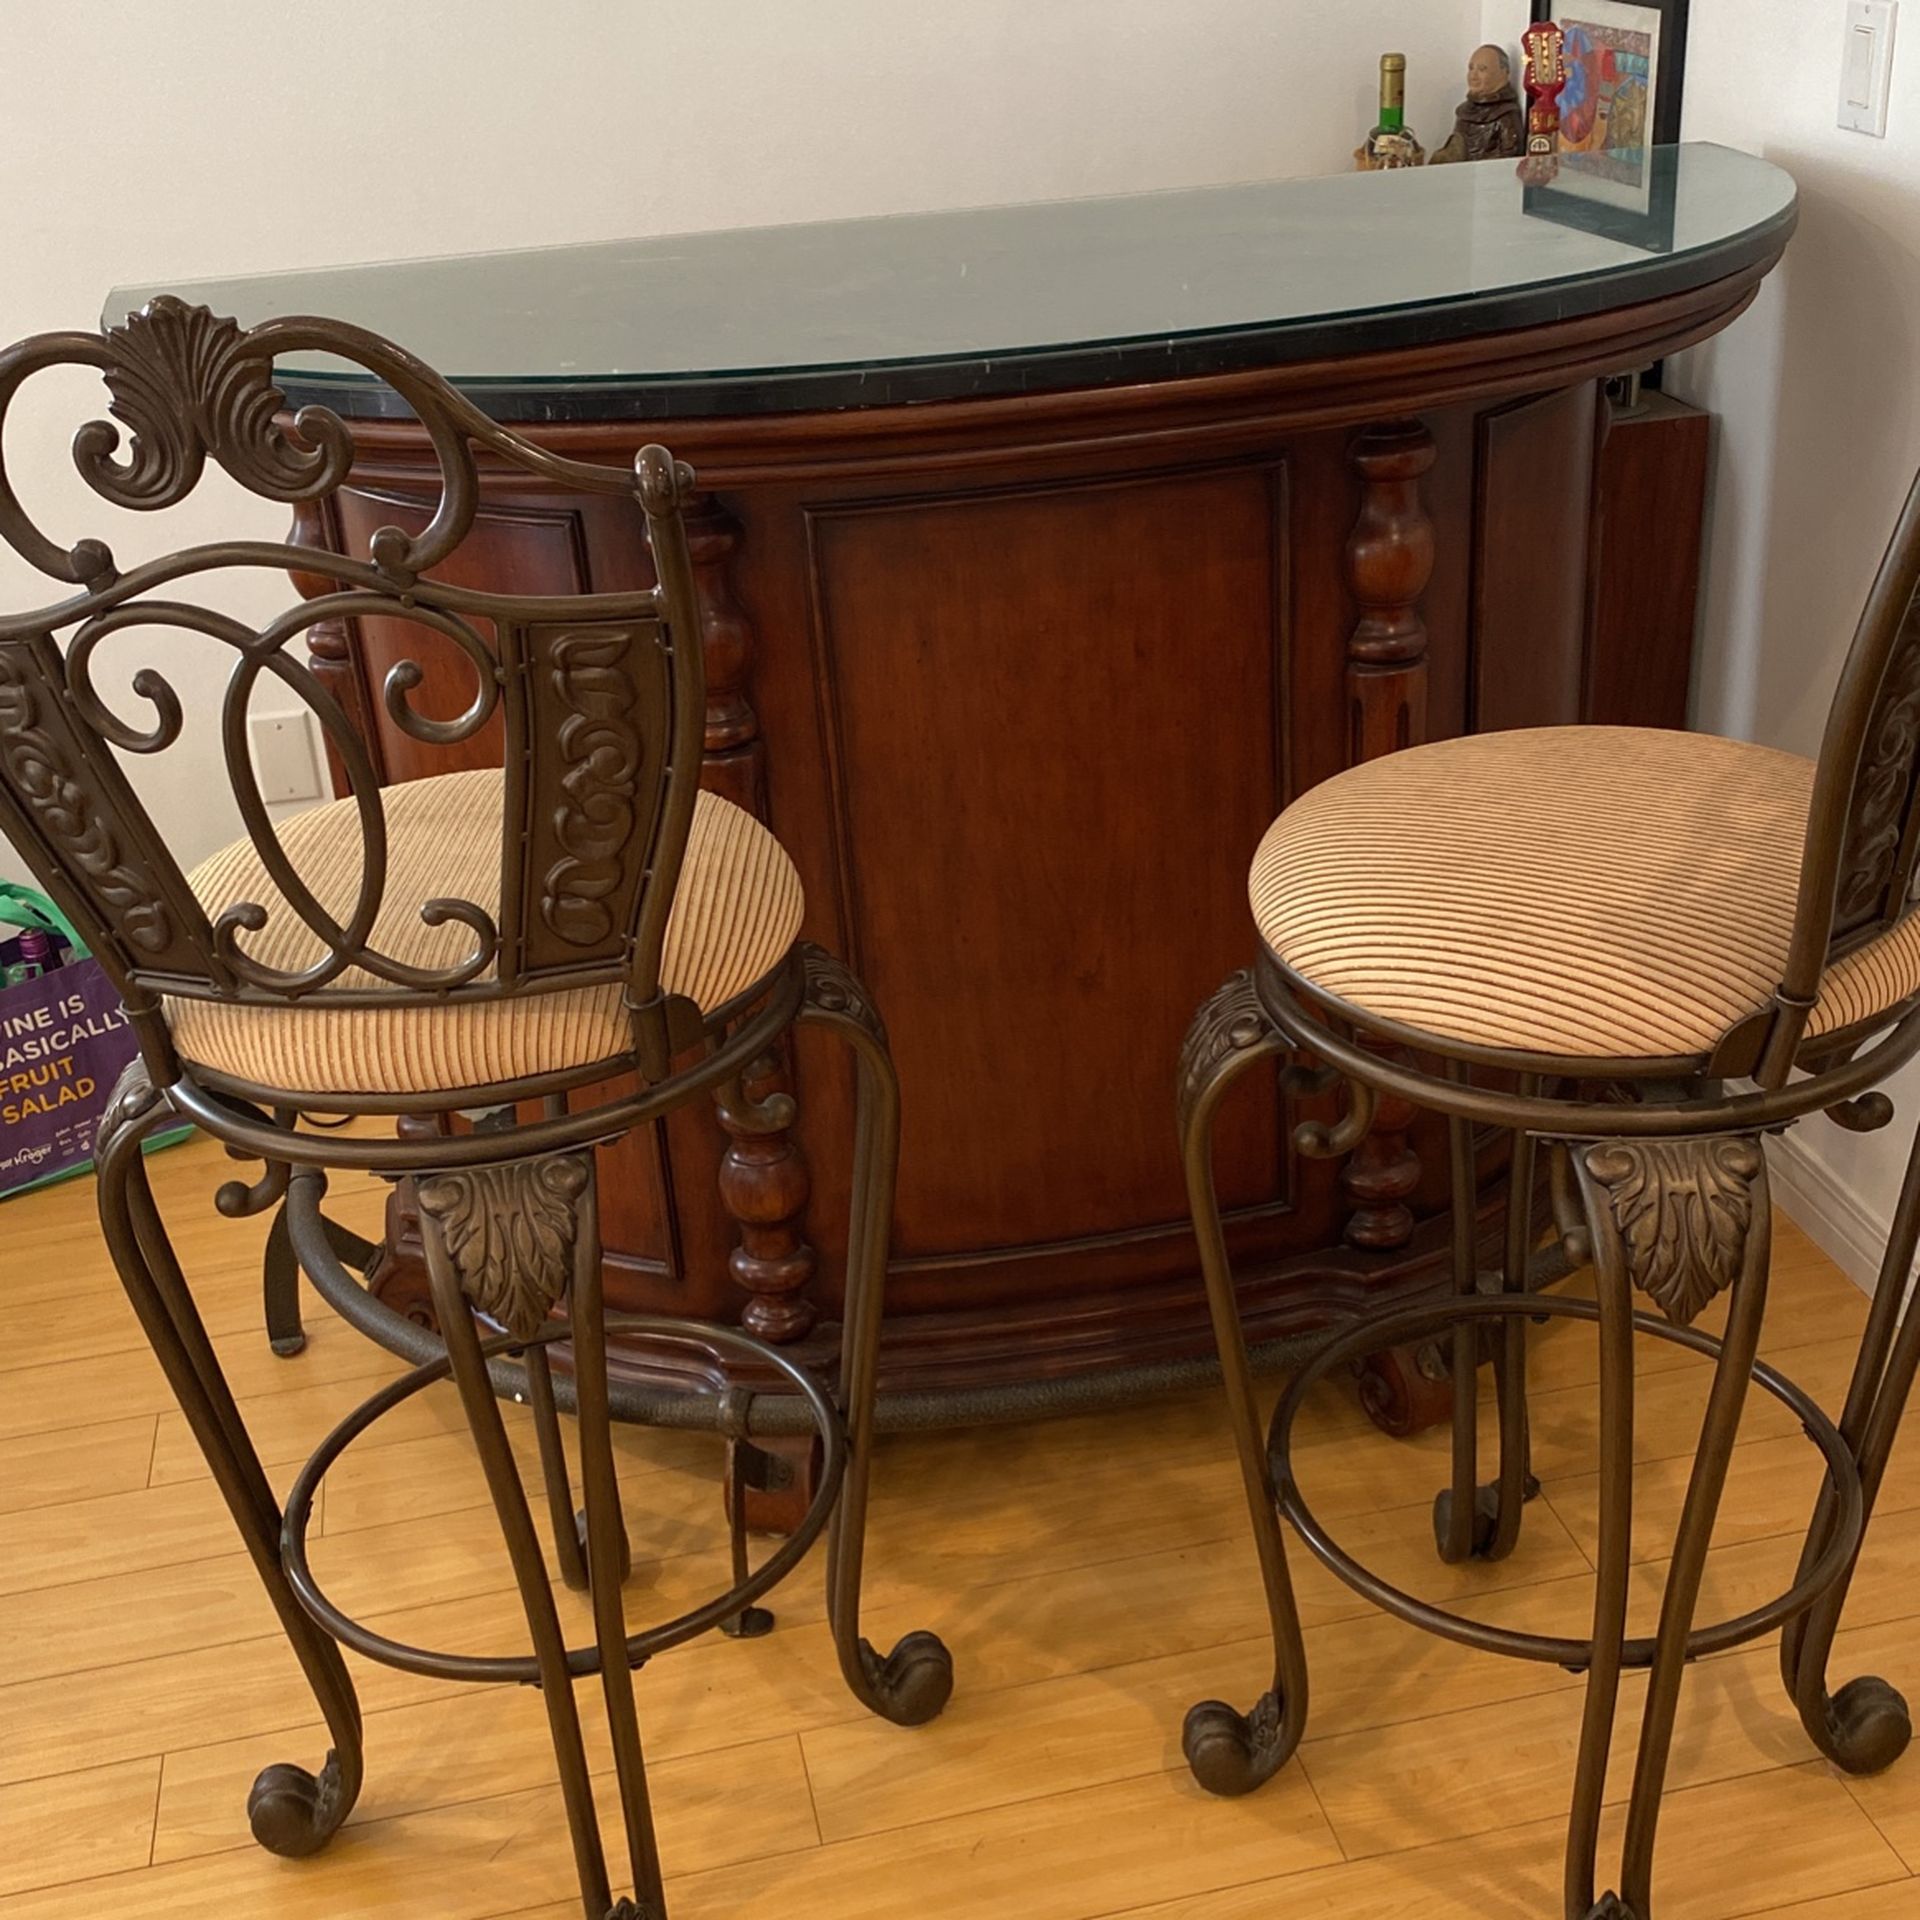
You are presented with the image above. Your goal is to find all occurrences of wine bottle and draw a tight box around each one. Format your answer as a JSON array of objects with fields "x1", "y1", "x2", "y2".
[
  {"x1": 4, "y1": 926, "x2": 53, "y2": 987},
  {"x1": 15, "y1": 928, "x2": 53, "y2": 977},
  {"x1": 1359, "y1": 52, "x2": 1426, "y2": 170}
]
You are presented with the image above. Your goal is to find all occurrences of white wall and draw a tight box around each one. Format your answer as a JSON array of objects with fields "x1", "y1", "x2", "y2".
[
  {"x1": 1677, "y1": 0, "x2": 1920, "y2": 1286},
  {"x1": 0, "y1": 0, "x2": 1477, "y2": 883},
  {"x1": 1485, "y1": 0, "x2": 1920, "y2": 1282}
]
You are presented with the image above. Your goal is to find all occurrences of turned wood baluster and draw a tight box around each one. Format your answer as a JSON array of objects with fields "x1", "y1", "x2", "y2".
[
  {"x1": 1339, "y1": 421, "x2": 1436, "y2": 1251},
  {"x1": 289, "y1": 497, "x2": 385, "y2": 792},
  {"x1": 1344, "y1": 421, "x2": 1436, "y2": 760},
  {"x1": 674, "y1": 495, "x2": 819, "y2": 1343},
  {"x1": 715, "y1": 1049, "x2": 818, "y2": 1343}
]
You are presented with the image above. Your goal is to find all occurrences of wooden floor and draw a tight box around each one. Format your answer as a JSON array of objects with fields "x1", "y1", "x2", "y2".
[{"x1": 1, "y1": 1135, "x2": 1918, "y2": 1919}]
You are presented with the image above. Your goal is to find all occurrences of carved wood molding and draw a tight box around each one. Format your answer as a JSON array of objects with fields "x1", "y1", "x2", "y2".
[
  {"x1": 1344, "y1": 418, "x2": 1436, "y2": 763},
  {"x1": 678, "y1": 491, "x2": 818, "y2": 1340},
  {"x1": 1579, "y1": 1135, "x2": 1764, "y2": 1326},
  {"x1": 288, "y1": 495, "x2": 385, "y2": 793},
  {"x1": 681, "y1": 494, "x2": 760, "y2": 789},
  {"x1": 326, "y1": 259, "x2": 1784, "y2": 490},
  {"x1": 713, "y1": 1051, "x2": 817, "y2": 1344},
  {"x1": 415, "y1": 1152, "x2": 594, "y2": 1343},
  {"x1": 1334, "y1": 418, "x2": 1435, "y2": 1250}
]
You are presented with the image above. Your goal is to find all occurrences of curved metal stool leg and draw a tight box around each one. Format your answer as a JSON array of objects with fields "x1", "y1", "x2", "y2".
[
  {"x1": 1779, "y1": 1111, "x2": 1920, "y2": 1774},
  {"x1": 208, "y1": 1107, "x2": 305, "y2": 1357},
  {"x1": 261, "y1": 1202, "x2": 307, "y2": 1357},
  {"x1": 96, "y1": 1065, "x2": 364, "y2": 1858},
  {"x1": 1488, "y1": 1097, "x2": 1543, "y2": 1562},
  {"x1": 524, "y1": 1343, "x2": 593, "y2": 1594},
  {"x1": 1434, "y1": 1107, "x2": 1486, "y2": 1562},
  {"x1": 799, "y1": 946, "x2": 955, "y2": 1726},
  {"x1": 571, "y1": 1172, "x2": 670, "y2": 1918},
  {"x1": 1436, "y1": 1083, "x2": 1540, "y2": 1566},
  {"x1": 1562, "y1": 1162, "x2": 1637, "y2": 1920},
  {"x1": 1178, "y1": 972, "x2": 1312, "y2": 1796},
  {"x1": 419, "y1": 1147, "x2": 627, "y2": 1920},
  {"x1": 520, "y1": 1095, "x2": 623, "y2": 1598},
  {"x1": 1572, "y1": 1132, "x2": 1773, "y2": 1920}
]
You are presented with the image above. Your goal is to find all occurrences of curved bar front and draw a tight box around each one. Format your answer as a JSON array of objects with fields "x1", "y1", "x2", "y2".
[{"x1": 120, "y1": 146, "x2": 1797, "y2": 1432}]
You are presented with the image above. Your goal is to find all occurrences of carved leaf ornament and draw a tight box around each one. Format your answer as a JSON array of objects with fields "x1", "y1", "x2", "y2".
[
  {"x1": 1581, "y1": 1137, "x2": 1762, "y2": 1326},
  {"x1": 81, "y1": 296, "x2": 351, "y2": 512},
  {"x1": 416, "y1": 1155, "x2": 591, "y2": 1342}
]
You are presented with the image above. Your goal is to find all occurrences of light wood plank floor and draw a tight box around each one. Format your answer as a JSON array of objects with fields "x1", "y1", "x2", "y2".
[{"x1": 1, "y1": 1133, "x2": 1917, "y2": 1919}]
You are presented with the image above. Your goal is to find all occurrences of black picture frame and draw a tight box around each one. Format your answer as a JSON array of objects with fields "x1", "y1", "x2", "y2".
[
  {"x1": 1523, "y1": 142, "x2": 1680, "y2": 256},
  {"x1": 1530, "y1": 0, "x2": 1689, "y2": 147}
]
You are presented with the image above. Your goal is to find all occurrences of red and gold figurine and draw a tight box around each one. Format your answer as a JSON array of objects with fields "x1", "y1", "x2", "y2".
[{"x1": 1519, "y1": 19, "x2": 1568, "y2": 182}]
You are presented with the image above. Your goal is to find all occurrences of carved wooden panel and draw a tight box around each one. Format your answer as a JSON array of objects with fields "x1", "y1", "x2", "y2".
[
  {"x1": 802, "y1": 462, "x2": 1290, "y2": 1264},
  {"x1": 309, "y1": 359, "x2": 1715, "y2": 1410},
  {"x1": 1472, "y1": 383, "x2": 1599, "y2": 732},
  {"x1": 1583, "y1": 392, "x2": 1707, "y2": 730}
]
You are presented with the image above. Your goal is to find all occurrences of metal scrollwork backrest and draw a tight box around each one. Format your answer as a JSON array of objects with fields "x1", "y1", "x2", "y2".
[
  {"x1": 1758, "y1": 465, "x2": 1920, "y2": 1081},
  {"x1": 0, "y1": 297, "x2": 708, "y2": 1080}
]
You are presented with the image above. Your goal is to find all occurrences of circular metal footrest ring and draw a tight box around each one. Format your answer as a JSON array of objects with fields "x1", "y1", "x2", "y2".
[
  {"x1": 280, "y1": 1315, "x2": 847, "y2": 1685},
  {"x1": 1271, "y1": 1291, "x2": 1866, "y2": 1671}
]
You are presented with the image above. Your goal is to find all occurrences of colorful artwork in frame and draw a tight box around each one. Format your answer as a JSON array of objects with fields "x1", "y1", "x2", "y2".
[
  {"x1": 1528, "y1": 0, "x2": 1689, "y2": 154},
  {"x1": 1560, "y1": 2, "x2": 1657, "y2": 182}
]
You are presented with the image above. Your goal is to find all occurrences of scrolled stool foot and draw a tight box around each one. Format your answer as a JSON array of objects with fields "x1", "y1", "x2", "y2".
[
  {"x1": 247, "y1": 1753, "x2": 348, "y2": 1858},
  {"x1": 859, "y1": 1630, "x2": 954, "y2": 1726},
  {"x1": 1584, "y1": 1896, "x2": 1637, "y2": 1919},
  {"x1": 1432, "y1": 1483, "x2": 1502, "y2": 1563},
  {"x1": 1821, "y1": 1674, "x2": 1913, "y2": 1775},
  {"x1": 1183, "y1": 1690, "x2": 1297, "y2": 1797}
]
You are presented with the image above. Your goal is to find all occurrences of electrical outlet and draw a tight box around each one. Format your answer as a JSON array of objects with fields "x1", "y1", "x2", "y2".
[
  {"x1": 247, "y1": 710, "x2": 323, "y2": 804},
  {"x1": 1841, "y1": 0, "x2": 1898, "y2": 136}
]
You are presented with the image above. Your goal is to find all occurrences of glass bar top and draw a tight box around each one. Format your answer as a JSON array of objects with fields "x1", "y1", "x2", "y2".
[{"x1": 107, "y1": 143, "x2": 1792, "y2": 421}]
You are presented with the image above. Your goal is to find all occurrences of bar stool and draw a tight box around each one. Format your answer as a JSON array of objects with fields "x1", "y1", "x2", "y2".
[
  {"x1": 1177, "y1": 466, "x2": 1920, "y2": 1918},
  {"x1": 0, "y1": 299, "x2": 951, "y2": 1920}
]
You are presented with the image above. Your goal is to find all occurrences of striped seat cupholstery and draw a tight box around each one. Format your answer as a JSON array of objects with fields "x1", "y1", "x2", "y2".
[
  {"x1": 167, "y1": 768, "x2": 803, "y2": 1095},
  {"x1": 1250, "y1": 725, "x2": 1920, "y2": 1062}
]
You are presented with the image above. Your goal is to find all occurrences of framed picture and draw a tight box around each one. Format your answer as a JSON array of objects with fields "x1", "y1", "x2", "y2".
[
  {"x1": 1529, "y1": 0, "x2": 1688, "y2": 153},
  {"x1": 1524, "y1": 142, "x2": 1679, "y2": 255}
]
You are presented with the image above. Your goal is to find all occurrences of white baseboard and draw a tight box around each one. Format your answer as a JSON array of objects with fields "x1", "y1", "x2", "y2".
[{"x1": 1768, "y1": 1131, "x2": 1893, "y2": 1296}]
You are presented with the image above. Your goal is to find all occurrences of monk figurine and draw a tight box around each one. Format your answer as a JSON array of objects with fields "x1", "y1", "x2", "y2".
[{"x1": 1431, "y1": 44, "x2": 1526, "y2": 164}]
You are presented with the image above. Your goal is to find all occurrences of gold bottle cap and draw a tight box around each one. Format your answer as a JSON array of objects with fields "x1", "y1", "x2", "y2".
[{"x1": 1381, "y1": 52, "x2": 1407, "y2": 72}]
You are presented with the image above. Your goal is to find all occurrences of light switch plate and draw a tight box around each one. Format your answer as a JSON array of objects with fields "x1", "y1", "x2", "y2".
[
  {"x1": 247, "y1": 710, "x2": 323, "y2": 804},
  {"x1": 1841, "y1": 0, "x2": 1898, "y2": 136}
]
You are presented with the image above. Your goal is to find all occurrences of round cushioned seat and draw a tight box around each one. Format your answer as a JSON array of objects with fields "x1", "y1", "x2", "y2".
[
  {"x1": 1250, "y1": 725, "x2": 1920, "y2": 1063},
  {"x1": 166, "y1": 768, "x2": 804, "y2": 1095}
]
